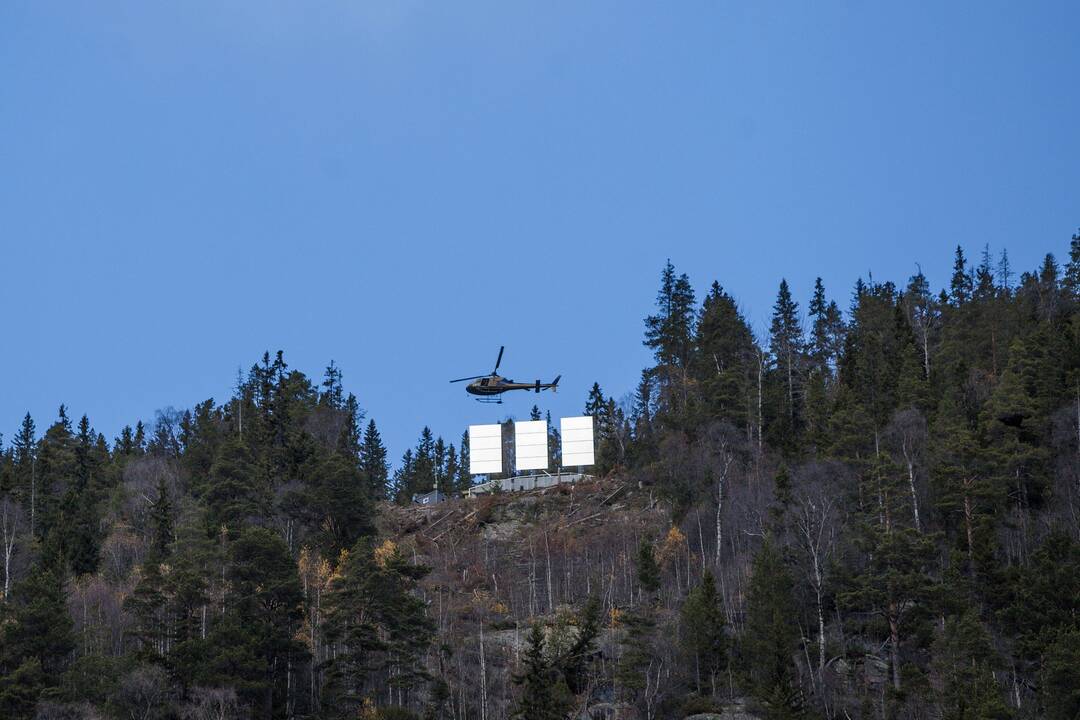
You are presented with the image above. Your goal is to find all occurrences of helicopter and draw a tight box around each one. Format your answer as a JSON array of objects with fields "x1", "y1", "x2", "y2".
[{"x1": 450, "y1": 346, "x2": 561, "y2": 403}]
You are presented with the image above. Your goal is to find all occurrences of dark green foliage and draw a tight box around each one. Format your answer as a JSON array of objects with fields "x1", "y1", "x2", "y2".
[
  {"x1": 512, "y1": 624, "x2": 568, "y2": 720},
  {"x1": 932, "y1": 611, "x2": 1012, "y2": 720},
  {"x1": 680, "y1": 571, "x2": 728, "y2": 697},
  {"x1": 322, "y1": 538, "x2": 434, "y2": 714},
  {"x1": 634, "y1": 538, "x2": 660, "y2": 597},
  {"x1": 644, "y1": 259, "x2": 697, "y2": 370},
  {"x1": 742, "y1": 538, "x2": 799, "y2": 712},
  {"x1": 557, "y1": 595, "x2": 602, "y2": 695},
  {"x1": 1040, "y1": 627, "x2": 1080, "y2": 720},
  {"x1": 615, "y1": 605, "x2": 658, "y2": 710},
  {"x1": 0, "y1": 566, "x2": 75, "y2": 719},
  {"x1": 206, "y1": 434, "x2": 268, "y2": 533},
  {"x1": 360, "y1": 420, "x2": 390, "y2": 499},
  {"x1": 204, "y1": 526, "x2": 304, "y2": 719},
  {"x1": 768, "y1": 279, "x2": 805, "y2": 447},
  {"x1": 694, "y1": 282, "x2": 758, "y2": 430}
]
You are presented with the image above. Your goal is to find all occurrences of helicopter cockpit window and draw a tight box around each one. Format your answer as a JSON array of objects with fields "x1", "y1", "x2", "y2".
[{"x1": 480, "y1": 378, "x2": 489, "y2": 386}]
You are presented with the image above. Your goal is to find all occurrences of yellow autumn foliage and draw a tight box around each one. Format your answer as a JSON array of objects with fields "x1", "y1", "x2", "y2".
[
  {"x1": 657, "y1": 525, "x2": 686, "y2": 567},
  {"x1": 374, "y1": 539, "x2": 397, "y2": 568}
]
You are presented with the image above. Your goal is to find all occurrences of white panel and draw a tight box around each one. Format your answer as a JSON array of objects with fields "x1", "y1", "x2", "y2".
[
  {"x1": 560, "y1": 416, "x2": 595, "y2": 467},
  {"x1": 561, "y1": 416, "x2": 594, "y2": 430},
  {"x1": 469, "y1": 424, "x2": 503, "y2": 475},
  {"x1": 514, "y1": 420, "x2": 548, "y2": 471}
]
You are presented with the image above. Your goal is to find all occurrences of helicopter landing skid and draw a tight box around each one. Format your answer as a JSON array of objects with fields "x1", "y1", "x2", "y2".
[{"x1": 475, "y1": 397, "x2": 503, "y2": 405}]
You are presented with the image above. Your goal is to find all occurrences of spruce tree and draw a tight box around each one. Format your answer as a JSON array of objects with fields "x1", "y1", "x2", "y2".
[
  {"x1": 842, "y1": 451, "x2": 937, "y2": 692},
  {"x1": 769, "y1": 279, "x2": 804, "y2": 444},
  {"x1": 1063, "y1": 229, "x2": 1080, "y2": 300},
  {"x1": 743, "y1": 537, "x2": 800, "y2": 716},
  {"x1": 320, "y1": 360, "x2": 345, "y2": 409},
  {"x1": 456, "y1": 431, "x2": 471, "y2": 493},
  {"x1": 950, "y1": 246, "x2": 973, "y2": 306},
  {"x1": 974, "y1": 244, "x2": 996, "y2": 301},
  {"x1": 360, "y1": 420, "x2": 389, "y2": 499},
  {"x1": 644, "y1": 259, "x2": 697, "y2": 369},
  {"x1": 512, "y1": 624, "x2": 565, "y2": 720},
  {"x1": 681, "y1": 571, "x2": 728, "y2": 697},
  {"x1": 634, "y1": 538, "x2": 660, "y2": 598},
  {"x1": 694, "y1": 282, "x2": 757, "y2": 428},
  {"x1": 904, "y1": 268, "x2": 938, "y2": 379},
  {"x1": 11, "y1": 414, "x2": 36, "y2": 535},
  {"x1": 204, "y1": 526, "x2": 304, "y2": 719},
  {"x1": 0, "y1": 565, "x2": 75, "y2": 718},
  {"x1": 205, "y1": 434, "x2": 267, "y2": 533}
]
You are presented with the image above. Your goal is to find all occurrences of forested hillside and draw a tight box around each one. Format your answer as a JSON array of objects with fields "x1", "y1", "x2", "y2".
[{"x1": 2, "y1": 235, "x2": 1079, "y2": 720}]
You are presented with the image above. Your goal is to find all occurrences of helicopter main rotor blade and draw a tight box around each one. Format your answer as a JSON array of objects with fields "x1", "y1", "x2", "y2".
[
  {"x1": 450, "y1": 375, "x2": 487, "y2": 383},
  {"x1": 493, "y1": 345, "x2": 504, "y2": 373}
]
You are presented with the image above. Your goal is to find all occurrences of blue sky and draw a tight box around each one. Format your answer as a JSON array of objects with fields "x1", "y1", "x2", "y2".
[{"x1": 2, "y1": 1, "x2": 1078, "y2": 462}]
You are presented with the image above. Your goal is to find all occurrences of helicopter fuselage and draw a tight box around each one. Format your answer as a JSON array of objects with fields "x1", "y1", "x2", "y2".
[{"x1": 465, "y1": 375, "x2": 558, "y2": 396}]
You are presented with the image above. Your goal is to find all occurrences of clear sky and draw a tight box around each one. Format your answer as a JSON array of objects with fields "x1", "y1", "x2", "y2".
[{"x1": 2, "y1": 2, "x2": 1078, "y2": 463}]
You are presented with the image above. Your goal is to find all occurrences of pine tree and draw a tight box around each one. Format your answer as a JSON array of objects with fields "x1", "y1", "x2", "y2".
[
  {"x1": 133, "y1": 421, "x2": 146, "y2": 454},
  {"x1": 360, "y1": 420, "x2": 389, "y2": 500},
  {"x1": 974, "y1": 244, "x2": 996, "y2": 301},
  {"x1": 115, "y1": 425, "x2": 135, "y2": 456},
  {"x1": 1040, "y1": 627, "x2": 1080, "y2": 720},
  {"x1": 769, "y1": 279, "x2": 804, "y2": 443},
  {"x1": 149, "y1": 479, "x2": 173, "y2": 561},
  {"x1": 644, "y1": 260, "x2": 697, "y2": 369},
  {"x1": 997, "y1": 248, "x2": 1014, "y2": 293},
  {"x1": 644, "y1": 260, "x2": 697, "y2": 428},
  {"x1": 205, "y1": 434, "x2": 267, "y2": 533},
  {"x1": 681, "y1": 571, "x2": 728, "y2": 697},
  {"x1": 392, "y1": 449, "x2": 415, "y2": 503},
  {"x1": 584, "y1": 383, "x2": 607, "y2": 425},
  {"x1": 634, "y1": 538, "x2": 660, "y2": 598},
  {"x1": 33, "y1": 407, "x2": 77, "y2": 545},
  {"x1": 1063, "y1": 230, "x2": 1080, "y2": 300},
  {"x1": 337, "y1": 393, "x2": 364, "y2": 461},
  {"x1": 558, "y1": 595, "x2": 601, "y2": 695},
  {"x1": 932, "y1": 611, "x2": 1012, "y2": 720},
  {"x1": 512, "y1": 624, "x2": 566, "y2": 720},
  {"x1": 695, "y1": 282, "x2": 758, "y2": 428},
  {"x1": 842, "y1": 451, "x2": 937, "y2": 692},
  {"x1": 0, "y1": 565, "x2": 74, "y2": 718},
  {"x1": 311, "y1": 452, "x2": 374, "y2": 555},
  {"x1": 444, "y1": 445, "x2": 459, "y2": 495},
  {"x1": 742, "y1": 538, "x2": 800, "y2": 716},
  {"x1": 322, "y1": 538, "x2": 434, "y2": 712},
  {"x1": 615, "y1": 607, "x2": 658, "y2": 716},
  {"x1": 10, "y1": 414, "x2": 36, "y2": 536},
  {"x1": 433, "y1": 436, "x2": 447, "y2": 489},
  {"x1": 320, "y1": 360, "x2": 345, "y2": 409},
  {"x1": 203, "y1": 526, "x2": 304, "y2": 719},
  {"x1": 411, "y1": 428, "x2": 437, "y2": 496},
  {"x1": 950, "y1": 246, "x2": 973, "y2": 306},
  {"x1": 1036, "y1": 253, "x2": 1060, "y2": 321},
  {"x1": 456, "y1": 430, "x2": 471, "y2": 493},
  {"x1": 904, "y1": 268, "x2": 938, "y2": 379}
]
